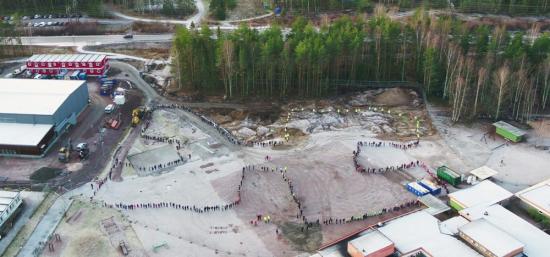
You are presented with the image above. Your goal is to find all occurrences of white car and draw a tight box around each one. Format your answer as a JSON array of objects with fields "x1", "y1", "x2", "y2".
[
  {"x1": 39, "y1": 22, "x2": 45, "y2": 27},
  {"x1": 46, "y1": 22, "x2": 53, "y2": 26}
]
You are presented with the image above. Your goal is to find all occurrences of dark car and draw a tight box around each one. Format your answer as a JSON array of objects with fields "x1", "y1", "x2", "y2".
[{"x1": 123, "y1": 34, "x2": 134, "y2": 39}]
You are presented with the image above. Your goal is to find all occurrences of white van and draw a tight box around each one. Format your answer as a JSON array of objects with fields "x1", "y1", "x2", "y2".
[{"x1": 104, "y1": 104, "x2": 116, "y2": 114}]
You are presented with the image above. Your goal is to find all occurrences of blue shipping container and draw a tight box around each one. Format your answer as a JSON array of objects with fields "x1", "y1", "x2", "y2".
[
  {"x1": 418, "y1": 179, "x2": 442, "y2": 195},
  {"x1": 406, "y1": 182, "x2": 429, "y2": 196}
]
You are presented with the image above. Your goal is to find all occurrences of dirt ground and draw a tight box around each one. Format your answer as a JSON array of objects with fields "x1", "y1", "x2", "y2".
[
  {"x1": 35, "y1": 85, "x2": 550, "y2": 257},
  {"x1": 226, "y1": 0, "x2": 269, "y2": 20},
  {"x1": 201, "y1": 88, "x2": 434, "y2": 146},
  {"x1": 88, "y1": 42, "x2": 171, "y2": 60},
  {"x1": 0, "y1": 76, "x2": 144, "y2": 190},
  {"x1": 40, "y1": 199, "x2": 146, "y2": 257}
]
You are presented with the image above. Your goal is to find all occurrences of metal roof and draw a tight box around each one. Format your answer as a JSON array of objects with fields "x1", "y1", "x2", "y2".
[
  {"x1": 0, "y1": 78, "x2": 85, "y2": 116},
  {"x1": 408, "y1": 182, "x2": 429, "y2": 194},
  {"x1": 515, "y1": 178, "x2": 550, "y2": 216},
  {"x1": 469, "y1": 166, "x2": 498, "y2": 180},
  {"x1": 348, "y1": 229, "x2": 393, "y2": 256},
  {"x1": 448, "y1": 180, "x2": 513, "y2": 209},
  {"x1": 460, "y1": 204, "x2": 550, "y2": 257},
  {"x1": 458, "y1": 219, "x2": 524, "y2": 257},
  {"x1": 0, "y1": 191, "x2": 19, "y2": 198},
  {"x1": 377, "y1": 211, "x2": 482, "y2": 257},
  {"x1": 0, "y1": 123, "x2": 53, "y2": 146},
  {"x1": 28, "y1": 54, "x2": 105, "y2": 63},
  {"x1": 493, "y1": 121, "x2": 526, "y2": 137}
]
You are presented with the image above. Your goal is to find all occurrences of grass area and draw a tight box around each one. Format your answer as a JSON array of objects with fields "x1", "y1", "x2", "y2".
[
  {"x1": 30, "y1": 167, "x2": 62, "y2": 182},
  {"x1": 2, "y1": 192, "x2": 56, "y2": 257},
  {"x1": 280, "y1": 222, "x2": 322, "y2": 252},
  {"x1": 526, "y1": 207, "x2": 550, "y2": 230}
]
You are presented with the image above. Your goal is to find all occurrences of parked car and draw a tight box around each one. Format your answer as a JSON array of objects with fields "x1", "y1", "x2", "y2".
[
  {"x1": 34, "y1": 14, "x2": 41, "y2": 19},
  {"x1": 39, "y1": 22, "x2": 45, "y2": 27},
  {"x1": 46, "y1": 21, "x2": 53, "y2": 26},
  {"x1": 22, "y1": 16, "x2": 29, "y2": 20}
]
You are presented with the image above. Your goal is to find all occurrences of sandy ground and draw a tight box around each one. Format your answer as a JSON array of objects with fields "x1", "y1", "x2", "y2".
[
  {"x1": 39, "y1": 89, "x2": 550, "y2": 257},
  {"x1": 40, "y1": 200, "x2": 146, "y2": 257},
  {"x1": 429, "y1": 105, "x2": 550, "y2": 192}
]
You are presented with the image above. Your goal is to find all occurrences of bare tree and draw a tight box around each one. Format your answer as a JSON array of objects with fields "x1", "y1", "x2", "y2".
[{"x1": 493, "y1": 64, "x2": 511, "y2": 120}]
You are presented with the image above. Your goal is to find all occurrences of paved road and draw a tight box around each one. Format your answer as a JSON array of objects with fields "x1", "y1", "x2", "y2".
[
  {"x1": 18, "y1": 34, "x2": 173, "y2": 47},
  {"x1": 16, "y1": 195, "x2": 72, "y2": 257}
]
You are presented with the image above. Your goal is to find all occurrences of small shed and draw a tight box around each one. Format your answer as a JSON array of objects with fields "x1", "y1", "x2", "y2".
[
  {"x1": 493, "y1": 121, "x2": 526, "y2": 143},
  {"x1": 469, "y1": 166, "x2": 498, "y2": 181}
]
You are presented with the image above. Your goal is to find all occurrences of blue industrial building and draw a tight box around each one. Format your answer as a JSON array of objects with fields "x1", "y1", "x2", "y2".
[{"x1": 0, "y1": 79, "x2": 89, "y2": 156}]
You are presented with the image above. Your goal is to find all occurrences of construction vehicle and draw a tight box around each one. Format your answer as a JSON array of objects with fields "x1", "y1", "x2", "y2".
[
  {"x1": 58, "y1": 140, "x2": 89, "y2": 162},
  {"x1": 131, "y1": 106, "x2": 145, "y2": 127}
]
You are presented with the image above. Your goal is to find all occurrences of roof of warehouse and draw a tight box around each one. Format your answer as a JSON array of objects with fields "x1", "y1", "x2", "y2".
[
  {"x1": 0, "y1": 79, "x2": 85, "y2": 116},
  {"x1": 0, "y1": 123, "x2": 53, "y2": 146},
  {"x1": 27, "y1": 54, "x2": 106, "y2": 63},
  {"x1": 377, "y1": 211, "x2": 482, "y2": 257},
  {"x1": 460, "y1": 204, "x2": 550, "y2": 257},
  {"x1": 448, "y1": 180, "x2": 513, "y2": 209},
  {"x1": 515, "y1": 178, "x2": 550, "y2": 215},
  {"x1": 469, "y1": 166, "x2": 498, "y2": 180},
  {"x1": 458, "y1": 219, "x2": 524, "y2": 257},
  {"x1": 348, "y1": 229, "x2": 393, "y2": 256}
]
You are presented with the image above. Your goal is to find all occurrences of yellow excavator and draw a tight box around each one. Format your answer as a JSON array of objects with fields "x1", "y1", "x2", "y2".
[{"x1": 131, "y1": 106, "x2": 145, "y2": 127}]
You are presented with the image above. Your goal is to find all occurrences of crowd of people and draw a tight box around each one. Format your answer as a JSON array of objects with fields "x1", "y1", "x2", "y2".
[
  {"x1": 125, "y1": 158, "x2": 186, "y2": 173},
  {"x1": 320, "y1": 199, "x2": 421, "y2": 226},
  {"x1": 353, "y1": 140, "x2": 421, "y2": 174}
]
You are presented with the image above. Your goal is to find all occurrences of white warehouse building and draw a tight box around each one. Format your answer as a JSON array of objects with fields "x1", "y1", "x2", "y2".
[{"x1": 0, "y1": 79, "x2": 89, "y2": 156}]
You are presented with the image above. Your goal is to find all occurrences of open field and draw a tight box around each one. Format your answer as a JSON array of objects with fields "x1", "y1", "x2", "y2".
[{"x1": 30, "y1": 85, "x2": 550, "y2": 257}]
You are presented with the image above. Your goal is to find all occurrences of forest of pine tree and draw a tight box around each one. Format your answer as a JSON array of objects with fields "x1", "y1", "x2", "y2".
[{"x1": 173, "y1": 7, "x2": 550, "y2": 122}]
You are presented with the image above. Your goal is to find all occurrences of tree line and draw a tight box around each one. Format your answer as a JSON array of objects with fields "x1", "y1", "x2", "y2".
[
  {"x1": 110, "y1": 0, "x2": 196, "y2": 17},
  {"x1": 269, "y1": 0, "x2": 549, "y2": 15},
  {"x1": 172, "y1": 7, "x2": 550, "y2": 122}
]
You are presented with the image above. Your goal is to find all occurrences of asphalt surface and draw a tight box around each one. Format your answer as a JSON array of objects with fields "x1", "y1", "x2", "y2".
[{"x1": 19, "y1": 34, "x2": 173, "y2": 47}]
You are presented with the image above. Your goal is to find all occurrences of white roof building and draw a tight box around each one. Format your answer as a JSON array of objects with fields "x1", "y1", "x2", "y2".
[
  {"x1": 448, "y1": 180, "x2": 513, "y2": 210},
  {"x1": 460, "y1": 204, "x2": 550, "y2": 257},
  {"x1": 0, "y1": 123, "x2": 53, "y2": 146},
  {"x1": 377, "y1": 211, "x2": 482, "y2": 257},
  {"x1": 0, "y1": 79, "x2": 85, "y2": 116},
  {"x1": 469, "y1": 166, "x2": 498, "y2": 181},
  {"x1": 458, "y1": 219, "x2": 524, "y2": 257},
  {"x1": 515, "y1": 178, "x2": 550, "y2": 217},
  {"x1": 347, "y1": 229, "x2": 394, "y2": 257}
]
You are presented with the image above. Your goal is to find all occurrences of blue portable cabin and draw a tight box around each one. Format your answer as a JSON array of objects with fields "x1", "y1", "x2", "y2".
[
  {"x1": 406, "y1": 182, "x2": 429, "y2": 196},
  {"x1": 418, "y1": 179, "x2": 442, "y2": 195}
]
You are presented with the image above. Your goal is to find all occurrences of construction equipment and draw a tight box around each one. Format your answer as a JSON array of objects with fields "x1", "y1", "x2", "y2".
[
  {"x1": 58, "y1": 139, "x2": 72, "y2": 163},
  {"x1": 58, "y1": 139, "x2": 89, "y2": 162},
  {"x1": 131, "y1": 106, "x2": 145, "y2": 127}
]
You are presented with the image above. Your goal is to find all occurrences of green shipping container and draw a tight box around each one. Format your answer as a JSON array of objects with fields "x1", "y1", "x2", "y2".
[
  {"x1": 437, "y1": 166, "x2": 461, "y2": 186},
  {"x1": 493, "y1": 121, "x2": 526, "y2": 143}
]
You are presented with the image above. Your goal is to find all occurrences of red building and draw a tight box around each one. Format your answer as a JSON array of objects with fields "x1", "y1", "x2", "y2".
[{"x1": 26, "y1": 54, "x2": 109, "y2": 76}]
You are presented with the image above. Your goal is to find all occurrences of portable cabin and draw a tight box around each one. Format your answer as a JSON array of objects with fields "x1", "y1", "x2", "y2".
[
  {"x1": 418, "y1": 179, "x2": 442, "y2": 195},
  {"x1": 406, "y1": 182, "x2": 429, "y2": 196},
  {"x1": 437, "y1": 166, "x2": 461, "y2": 186},
  {"x1": 493, "y1": 121, "x2": 526, "y2": 143}
]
